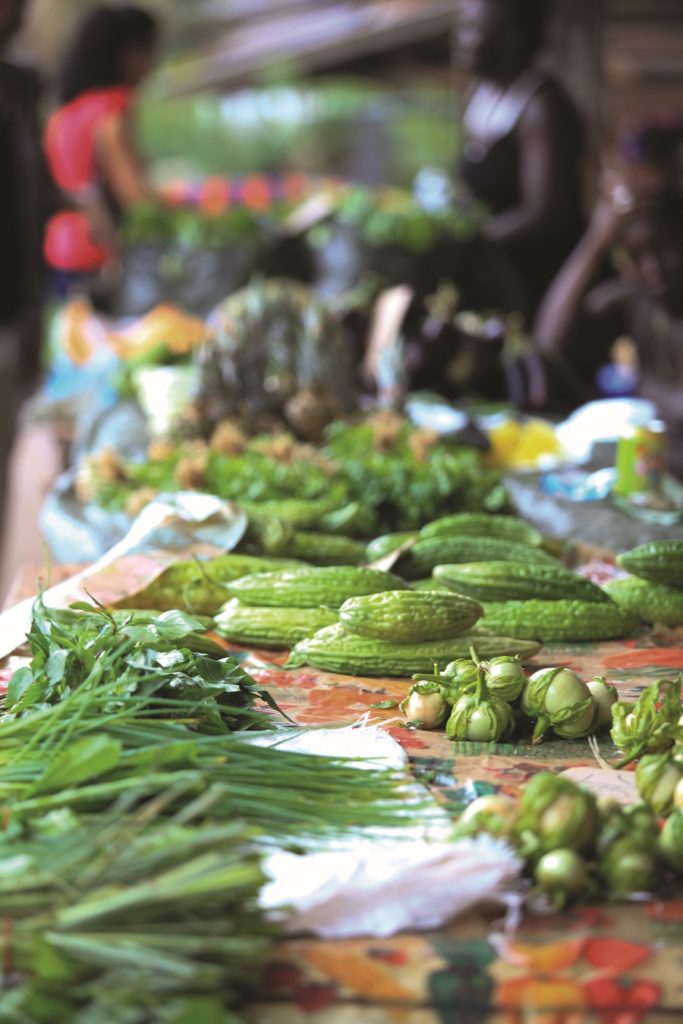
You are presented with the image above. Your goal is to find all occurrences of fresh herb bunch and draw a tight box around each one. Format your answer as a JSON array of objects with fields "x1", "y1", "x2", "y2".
[
  {"x1": 81, "y1": 419, "x2": 506, "y2": 535},
  {"x1": 1, "y1": 602, "x2": 429, "y2": 835},
  {"x1": 4, "y1": 601, "x2": 274, "y2": 733},
  {"x1": 323, "y1": 419, "x2": 506, "y2": 532}
]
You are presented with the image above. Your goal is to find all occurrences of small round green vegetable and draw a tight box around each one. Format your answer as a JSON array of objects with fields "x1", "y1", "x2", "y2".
[
  {"x1": 516, "y1": 773, "x2": 599, "y2": 854},
  {"x1": 400, "y1": 681, "x2": 449, "y2": 730},
  {"x1": 459, "y1": 794, "x2": 519, "y2": 837},
  {"x1": 587, "y1": 677, "x2": 618, "y2": 729},
  {"x1": 636, "y1": 754, "x2": 683, "y2": 817},
  {"x1": 522, "y1": 667, "x2": 595, "y2": 743},
  {"x1": 485, "y1": 655, "x2": 526, "y2": 701},
  {"x1": 535, "y1": 849, "x2": 589, "y2": 904},
  {"x1": 603, "y1": 837, "x2": 659, "y2": 894}
]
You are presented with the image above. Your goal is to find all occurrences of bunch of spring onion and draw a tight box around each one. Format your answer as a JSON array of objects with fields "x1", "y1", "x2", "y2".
[
  {"x1": 401, "y1": 649, "x2": 617, "y2": 744},
  {"x1": 0, "y1": 794, "x2": 271, "y2": 1024}
]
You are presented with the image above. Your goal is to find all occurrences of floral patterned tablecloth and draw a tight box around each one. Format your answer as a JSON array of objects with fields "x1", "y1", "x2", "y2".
[{"x1": 6, "y1": 564, "x2": 683, "y2": 1024}]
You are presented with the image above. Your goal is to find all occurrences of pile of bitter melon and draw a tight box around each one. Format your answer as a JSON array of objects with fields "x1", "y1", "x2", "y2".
[
  {"x1": 114, "y1": 512, "x2": 675, "y2": 676},
  {"x1": 603, "y1": 540, "x2": 683, "y2": 628}
]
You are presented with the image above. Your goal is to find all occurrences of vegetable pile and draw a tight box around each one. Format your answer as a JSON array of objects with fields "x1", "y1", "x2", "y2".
[
  {"x1": 605, "y1": 540, "x2": 683, "y2": 627},
  {"x1": 458, "y1": 675, "x2": 683, "y2": 908},
  {"x1": 402, "y1": 652, "x2": 617, "y2": 744}
]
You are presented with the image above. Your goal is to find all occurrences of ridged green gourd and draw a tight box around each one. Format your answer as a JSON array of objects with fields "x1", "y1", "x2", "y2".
[
  {"x1": 241, "y1": 497, "x2": 341, "y2": 529},
  {"x1": 617, "y1": 541, "x2": 683, "y2": 587},
  {"x1": 420, "y1": 512, "x2": 542, "y2": 547},
  {"x1": 288, "y1": 624, "x2": 541, "y2": 677},
  {"x1": 338, "y1": 590, "x2": 483, "y2": 641},
  {"x1": 397, "y1": 535, "x2": 559, "y2": 580},
  {"x1": 434, "y1": 561, "x2": 609, "y2": 603},
  {"x1": 604, "y1": 576, "x2": 683, "y2": 627},
  {"x1": 114, "y1": 553, "x2": 306, "y2": 614},
  {"x1": 477, "y1": 599, "x2": 638, "y2": 642},
  {"x1": 287, "y1": 531, "x2": 366, "y2": 565},
  {"x1": 226, "y1": 566, "x2": 408, "y2": 609},
  {"x1": 214, "y1": 599, "x2": 337, "y2": 649}
]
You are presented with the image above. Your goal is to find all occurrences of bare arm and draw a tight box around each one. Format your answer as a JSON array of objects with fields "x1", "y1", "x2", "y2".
[
  {"x1": 97, "y1": 108, "x2": 152, "y2": 210},
  {"x1": 483, "y1": 86, "x2": 577, "y2": 246},
  {"x1": 533, "y1": 200, "x2": 621, "y2": 357}
]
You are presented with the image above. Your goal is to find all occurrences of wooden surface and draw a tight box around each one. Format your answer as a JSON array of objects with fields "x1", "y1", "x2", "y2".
[{"x1": 5, "y1": 562, "x2": 683, "y2": 1023}]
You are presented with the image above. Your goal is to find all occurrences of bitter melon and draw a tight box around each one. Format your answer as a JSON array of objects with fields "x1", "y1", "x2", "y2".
[
  {"x1": 215, "y1": 599, "x2": 337, "y2": 649},
  {"x1": 287, "y1": 531, "x2": 366, "y2": 565},
  {"x1": 476, "y1": 599, "x2": 638, "y2": 643},
  {"x1": 420, "y1": 512, "x2": 542, "y2": 547},
  {"x1": 226, "y1": 565, "x2": 408, "y2": 609},
  {"x1": 617, "y1": 541, "x2": 683, "y2": 587},
  {"x1": 397, "y1": 535, "x2": 559, "y2": 580},
  {"x1": 288, "y1": 624, "x2": 541, "y2": 677},
  {"x1": 604, "y1": 576, "x2": 683, "y2": 627},
  {"x1": 434, "y1": 561, "x2": 609, "y2": 603},
  {"x1": 338, "y1": 590, "x2": 483, "y2": 641}
]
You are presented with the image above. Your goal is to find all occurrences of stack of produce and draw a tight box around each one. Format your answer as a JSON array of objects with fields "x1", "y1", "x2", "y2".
[
  {"x1": 604, "y1": 540, "x2": 683, "y2": 627},
  {"x1": 458, "y1": 676, "x2": 683, "y2": 906},
  {"x1": 289, "y1": 589, "x2": 541, "y2": 678},
  {"x1": 215, "y1": 565, "x2": 408, "y2": 649},
  {"x1": 402, "y1": 654, "x2": 617, "y2": 744}
]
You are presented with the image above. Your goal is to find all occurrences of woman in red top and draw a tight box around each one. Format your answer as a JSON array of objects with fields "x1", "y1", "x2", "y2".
[{"x1": 44, "y1": 5, "x2": 158, "y2": 277}]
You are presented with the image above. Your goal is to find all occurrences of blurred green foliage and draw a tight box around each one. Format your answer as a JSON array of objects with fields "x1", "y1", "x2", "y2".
[{"x1": 139, "y1": 80, "x2": 460, "y2": 186}]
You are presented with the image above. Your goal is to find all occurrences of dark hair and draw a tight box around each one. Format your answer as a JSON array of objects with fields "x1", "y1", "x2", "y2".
[
  {"x1": 59, "y1": 5, "x2": 158, "y2": 103},
  {"x1": 487, "y1": 0, "x2": 551, "y2": 57}
]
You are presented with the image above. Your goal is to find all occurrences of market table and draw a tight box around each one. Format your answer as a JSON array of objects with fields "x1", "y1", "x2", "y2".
[{"x1": 5, "y1": 564, "x2": 683, "y2": 1024}]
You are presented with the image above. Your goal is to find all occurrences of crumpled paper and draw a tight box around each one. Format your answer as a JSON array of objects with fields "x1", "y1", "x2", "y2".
[
  {"x1": 0, "y1": 492, "x2": 247, "y2": 661},
  {"x1": 251, "y1": 726, "x2": 522, "y2": 939}
]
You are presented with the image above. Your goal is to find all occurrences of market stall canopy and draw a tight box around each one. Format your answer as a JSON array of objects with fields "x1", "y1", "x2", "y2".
[{"x1": 157, "y1": 0, "x2": 456, "y2": 96}]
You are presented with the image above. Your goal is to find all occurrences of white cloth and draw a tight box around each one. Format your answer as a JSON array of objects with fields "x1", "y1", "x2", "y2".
[{"x1": 252, "y1": 726, "x2": 522, "y2": 938}]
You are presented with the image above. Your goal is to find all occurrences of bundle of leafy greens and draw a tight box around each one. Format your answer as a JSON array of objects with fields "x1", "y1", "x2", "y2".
[
  {"x1": 80, "y1": 418, "x2": 506, "y2": 535},
  {"x1": 0, "y1": 601, "x2": 430, "y2": 1020}
]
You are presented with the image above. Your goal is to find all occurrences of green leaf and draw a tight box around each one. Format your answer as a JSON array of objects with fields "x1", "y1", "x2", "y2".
[
  {"x1": 371, "y1": 700, "x2": 399, "y2": 710},
  {"x1": 5, "y1": 666, "x2": 34, "y2": 708},
  {"x1": 46, "y1": 650, "x2": 69, "y2": 687},
  {"x1": 35, "y1": 735, "x2": 123, "y2": 794}
]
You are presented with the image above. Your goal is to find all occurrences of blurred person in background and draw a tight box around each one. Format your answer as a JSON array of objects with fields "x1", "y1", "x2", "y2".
[
  {"x1": 0, "y1": 0, "x2": 48, "y2": 549},
  {"x1": 453, "y1": 0, "x2": 585, "y2": 325},
  {"x1": 44, "y1": 4, "x2": 159, "y2": 291},
  {"x1": 534, "y1": 185, "x2": 683, "y2": 479}
]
